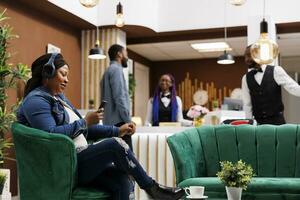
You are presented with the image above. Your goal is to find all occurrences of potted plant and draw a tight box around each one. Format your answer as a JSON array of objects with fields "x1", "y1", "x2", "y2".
[
  {"x1": 0, "y1": 171, "x2": 6, "y2": 195},
  {"x1": 0, "y1": 9, "x2": 30, "y2": 198},
  {"x1": 186, "y1": 105, "x2": 209, "y2": 127},
  {"x1": 217, "y1": 160, "x2": 254, "y2": 200}
]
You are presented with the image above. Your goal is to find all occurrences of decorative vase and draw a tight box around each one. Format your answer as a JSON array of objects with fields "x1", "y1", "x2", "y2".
[
  {"x1": 193, "y1": 116, "x2": 204, "y2": 127},
  {"x1": 226, "y1": 186, "x2": 242, "y2": 200}
]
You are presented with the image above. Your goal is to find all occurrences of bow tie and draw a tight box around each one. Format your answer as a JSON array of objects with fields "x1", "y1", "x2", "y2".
[
  {"x1": 255, "y1": 68, "x2": 263, "y2": 72},
  {"x1": 161, "y1": 94, "x2": 171, "y2": 99},
  {"x1": 252, "y1": 68, "x2": 263, "y2": 74}
]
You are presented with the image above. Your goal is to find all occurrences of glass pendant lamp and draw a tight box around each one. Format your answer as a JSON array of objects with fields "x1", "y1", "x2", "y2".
[
  {"x1": 115, "y1": 2, "x2": 125, "y2": 27},
  {"x1": 230, "y1": 0, "x2": 246, "y2": 6},
  {"x1": 250, "y1": 0, "x2": 279, "y2": 64},
  {"x1": 79, "y1": 0, "x2": 99, "y2": 8}
]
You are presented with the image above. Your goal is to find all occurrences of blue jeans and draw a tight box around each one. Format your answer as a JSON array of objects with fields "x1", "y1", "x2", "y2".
[{"x1": 77, "y1": 137, "x2": 153, "y2": 200}]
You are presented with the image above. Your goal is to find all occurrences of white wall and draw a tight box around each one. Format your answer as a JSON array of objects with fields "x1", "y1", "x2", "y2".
[
  {"x1": 134, "y1": 62, "x2": 150, "y2": 124},
  {"x1": 158, "y1": 0, "x2": 300, "y2": 32},
  {"x1": 48, "y1": 0, "x2": 300, "y2": 32},
  {"x1": 281, "y1": 56, "x2": 300, "y2": 123}
]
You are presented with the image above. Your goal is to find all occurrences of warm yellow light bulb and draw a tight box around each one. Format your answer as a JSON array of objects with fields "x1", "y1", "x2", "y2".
[
  {"x1": 250, "y1": 33, "x2": 279, "y2": 65},
  {"x1": 115, "y1": 14, "x2": 125, "y2": 27},
  {"x1": 79, "y1": 0, "x2": 99, "y2": 8}
]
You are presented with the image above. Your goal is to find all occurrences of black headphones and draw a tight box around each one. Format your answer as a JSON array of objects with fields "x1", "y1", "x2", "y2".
[{"x1": 42, "y1": 53, "x2": 58, "y2": 79}]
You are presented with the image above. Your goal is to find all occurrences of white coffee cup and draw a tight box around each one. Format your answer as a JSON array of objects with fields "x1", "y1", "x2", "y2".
[{"x1": 184, "y1": 186, "x2": 205, "y2": 197}]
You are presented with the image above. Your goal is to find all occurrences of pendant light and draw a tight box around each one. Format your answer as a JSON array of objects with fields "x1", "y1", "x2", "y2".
[
  {"x1": 79, "y1": 0, "x2": 99, "y2": 8},
  {"x1": 217, "y1": 0, "x2": 235, "y2": 65},
  {"x1": 230, "y1": 0, "x2": 246, "y2": 6},
  {"x1": 115, "y1": 2, "x2": 125, "y2": 27},
  {"x1": 250, "y1": 0, "x2": 279, "y2": 65},
  {"x1": 88, "y1": 26, "x2": 106, "y2": 59}
]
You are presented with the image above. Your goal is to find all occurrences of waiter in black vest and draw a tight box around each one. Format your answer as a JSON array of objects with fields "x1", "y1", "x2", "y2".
[{"x1": 242, "y1": 45, "x2": 300, "y2": 125}]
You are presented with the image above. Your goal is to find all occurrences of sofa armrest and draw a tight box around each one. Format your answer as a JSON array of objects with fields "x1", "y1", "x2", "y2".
[
  {"x1": 167, "y1": 128, "x2": 206, "y2": 185},
  {"x1": 12, "y1": 122, "x2": 77, "y2": 200}
]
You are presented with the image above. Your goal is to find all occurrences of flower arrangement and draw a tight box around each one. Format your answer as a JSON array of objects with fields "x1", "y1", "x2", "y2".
[
  {"x1": 187, "y1": 105, "x2": 210, "y2": 119},
  {"x1": 217, "y1": 160, "x2": 254, "y2": 190}
]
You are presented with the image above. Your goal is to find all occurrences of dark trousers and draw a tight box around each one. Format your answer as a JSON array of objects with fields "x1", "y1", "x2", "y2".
[
  {"x1": 256, "y1": 113, "x2": 286, "y2": 125},
  {"x1": 77, "y1": 138, "x2": 153, "y2": 200},
  {"x1": 114, "y1": 122, "x2": 133, "y2": 150}
]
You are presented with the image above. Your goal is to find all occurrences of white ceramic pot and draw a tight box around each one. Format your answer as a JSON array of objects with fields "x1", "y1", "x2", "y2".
[{"x1": 225, "y1": 186, "x2": 242, "y2": 200}]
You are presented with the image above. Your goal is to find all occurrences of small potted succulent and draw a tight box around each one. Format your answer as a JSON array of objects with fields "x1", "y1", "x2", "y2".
[{"x1": 217, "y1": 160, "x2": 254, "y2": 200}]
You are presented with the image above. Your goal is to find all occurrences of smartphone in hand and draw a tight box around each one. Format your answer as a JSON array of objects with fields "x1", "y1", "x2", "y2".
[{"x1": 98, "y1": 100, "x2": 107, "y2": 112}]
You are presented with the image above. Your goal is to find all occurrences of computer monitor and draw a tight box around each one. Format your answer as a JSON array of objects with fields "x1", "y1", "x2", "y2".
[{"x1": 223, "y1": 97, "x2": 243, "y2": 111}]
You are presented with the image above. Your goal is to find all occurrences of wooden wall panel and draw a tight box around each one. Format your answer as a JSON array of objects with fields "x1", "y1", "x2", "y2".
[
  {"x1": 81, "y1": 28, "x2": 122, "y2": 109},
  {"x1": 0, "y1": 1, "x2": 82, "y2": 196}
]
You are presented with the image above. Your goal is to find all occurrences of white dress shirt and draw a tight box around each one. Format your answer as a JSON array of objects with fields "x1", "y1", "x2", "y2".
[
  {"x1": 145, "y1": 93, "x2": 190, "y2": 126},
  {"x1": 242, "y1": 65, "x2": 300, "y2": 119}
]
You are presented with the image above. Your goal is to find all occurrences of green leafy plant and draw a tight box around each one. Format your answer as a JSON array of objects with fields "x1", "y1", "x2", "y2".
[
  {"x1": 128, "y1": 73, "x2": 136, "y2": 98},
  {"x1": 0, "y1": 171, "x2": 6, "y2": 194},
  {"x1": 217, "y1": 160, "x2": 254, "y2": 190},
  {"x1": 0, "y1": 9, "x2": 30, "y2": 164}
]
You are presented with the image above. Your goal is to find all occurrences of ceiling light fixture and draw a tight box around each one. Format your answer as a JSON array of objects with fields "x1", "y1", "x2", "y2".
[
  {"x1": 79, "y1": 0, "x2": 99, "y2": 8},
  {"x1": 218, "y1": 0, "x2": 235, "y2": 65},
  {"x1": 250, "y1": 0, "x2": 279, "y2": 64},
  {"x1": 230, "y1": 0, "x2": 246, "y2": 6},
  {"x1": 115, "y1": 2, "x2": 125, "y2": 28},
  {"x1": 88, "y1": 26, "x2": 106, "y2": 60},
  {"x1": 191, "y1": 42, "x2": 232, "y2": 52}
]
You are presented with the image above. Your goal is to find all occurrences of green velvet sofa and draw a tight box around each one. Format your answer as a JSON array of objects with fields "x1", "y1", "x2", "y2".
[
  {"x1": 167, "y1": 125, "x2": 300, "y2": 200},
  {"x1": 11, "y1": 122, "x2": 110, "y2": 200}
]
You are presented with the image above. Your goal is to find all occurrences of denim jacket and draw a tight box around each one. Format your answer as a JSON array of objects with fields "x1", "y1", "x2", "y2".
[{"x1": 17, "y1": 86, "x2": 119, "y2": 139}]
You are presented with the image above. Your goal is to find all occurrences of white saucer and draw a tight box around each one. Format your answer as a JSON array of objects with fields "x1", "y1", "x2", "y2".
[{"x1": 186, "y1": 195, "x2": 208, "y2": 199}]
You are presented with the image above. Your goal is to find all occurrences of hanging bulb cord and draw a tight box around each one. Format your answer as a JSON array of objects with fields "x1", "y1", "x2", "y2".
[
  {"x1": 224, "y1": 0, "x2": 227, "y2": 41},
  {"x1": 96, "y1": 3, "x2": 100, "y2": 45},
  {"x1": 263, "y1": 0, "x2": 266, "y2": 20}
]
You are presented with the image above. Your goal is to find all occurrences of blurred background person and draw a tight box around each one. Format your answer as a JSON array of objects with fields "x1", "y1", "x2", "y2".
[{"x1": 145, "y1": 74, "x2": 187, "y2": 126}]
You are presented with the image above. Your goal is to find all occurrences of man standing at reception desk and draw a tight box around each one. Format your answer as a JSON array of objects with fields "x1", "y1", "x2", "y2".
[
  {"x1": 101, "y1": 44, "x2": 131, "y2": 126},
  {"x1": 242, "y1": 45, "x2": 300, "y2": 125},
  {"x1": 101, "y1": 44, "x2": 134, "y2": 150},
  {"x1": 100, "y1": 44, "x2": 135, "y2": 198}
]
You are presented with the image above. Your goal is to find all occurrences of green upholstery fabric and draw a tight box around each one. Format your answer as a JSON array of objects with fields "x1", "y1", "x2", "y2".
[
  {"x1": 11, "y1": 122, "x2": 110, "y2": 200},
  {"x1": 72, "y1": 187, "x2": 110, "y2": 199},
  {"x1": 167, "y1": 124, "x2": 300, "y2": 200}
]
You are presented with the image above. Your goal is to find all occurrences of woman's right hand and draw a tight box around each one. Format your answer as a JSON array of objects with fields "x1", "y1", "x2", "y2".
[{"x1": 84, "y1": 111, "x2": 103, "y2": 127}]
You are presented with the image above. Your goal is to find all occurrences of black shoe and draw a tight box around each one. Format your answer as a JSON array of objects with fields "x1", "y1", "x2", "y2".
[{"x1": 145, "y1": 181, "x2": 185, "y2": 200}]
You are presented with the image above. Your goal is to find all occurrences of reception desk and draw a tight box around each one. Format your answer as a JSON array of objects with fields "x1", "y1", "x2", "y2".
[{"x1": 132, "y1": 126, "x2": 192, "y2": 199}]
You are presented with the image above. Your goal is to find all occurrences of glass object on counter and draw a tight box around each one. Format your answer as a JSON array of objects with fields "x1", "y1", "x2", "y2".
[
  {"x1": 211, "y1": 115, "x2": 220, "y2": 125},
  {"x1": 193, "y1": 117, "x2": 205, "y2": 127}
]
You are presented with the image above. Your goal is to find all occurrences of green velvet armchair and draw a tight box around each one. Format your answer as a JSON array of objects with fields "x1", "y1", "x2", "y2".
[
  {"x1": 167, "y1": 125, "x2": 300, "y2": 200},
  {"x1": 11, "y1": 122, "x2": 110, "y2": 200}
]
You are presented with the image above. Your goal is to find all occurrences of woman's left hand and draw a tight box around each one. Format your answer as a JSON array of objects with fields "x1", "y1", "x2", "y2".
[
  {"x1": 128, "y1": 122, "x2": 136, "y2": 135},
  {"x1": 119, "y1": 122, "x2": 136, "y2": 137}
]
